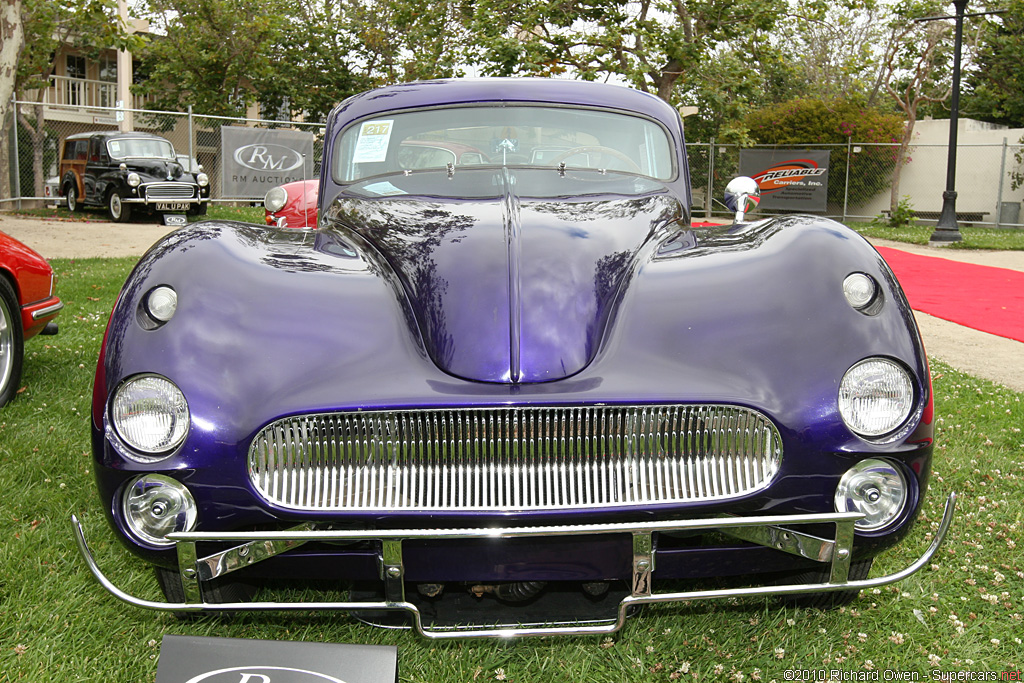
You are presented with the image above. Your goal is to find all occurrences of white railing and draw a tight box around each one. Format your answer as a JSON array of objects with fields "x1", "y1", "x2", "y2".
[{"x1": 31, "y1": 75, "x2": 152, "y2": 110}]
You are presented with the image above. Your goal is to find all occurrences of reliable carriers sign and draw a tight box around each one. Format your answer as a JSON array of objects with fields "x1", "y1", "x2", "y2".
[
  {"x1": 738, "y1": 150, "x2": 830, "y2": 213},
  {"x1": 221, "y1": 127, "x2": 315, "y2": 199}
]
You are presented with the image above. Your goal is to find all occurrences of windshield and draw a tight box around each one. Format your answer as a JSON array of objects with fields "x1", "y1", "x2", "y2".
[
  {"x1": 334, "y1": 105, "x2": 674, "y2": 182},
  {"x1": 106, "y1": 138, "x2": 176, "y2": 160}
]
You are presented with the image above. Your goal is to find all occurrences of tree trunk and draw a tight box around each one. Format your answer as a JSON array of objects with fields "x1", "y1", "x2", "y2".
[
  {"x1": 0, "y1": 115, "x2": 10, "y2": 202},
  {"x1": 1, "y1": 0, "x2": 24, "y2": 201},
  {"x1": 16, "y1": 101, "x2": 46, "y2": 199},
  {"x1": 652, "y1": 59, "x2": 684, "y2": 103},
  {"x1": 889, "y1": 113, "x2": 917, "y2": 216},
  {"x1": 0, "y1": 0, "x2": 23, "y2": 114}
]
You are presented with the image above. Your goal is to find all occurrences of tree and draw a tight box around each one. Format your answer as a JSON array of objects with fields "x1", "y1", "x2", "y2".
[
  {"x1": 253, "y1": 0, "x2": 366, "y2": 124},
  {"x1": 961, "y1": 0, "x2": 1024, "y2": 127},
  {"x1": 14, "y1": 0, "x2": 142, "y2": 197},
  {"x1": 136, "y1": 0, "x2": 469, "y2": 124},
  {"x1": 1, "y1": 0, "x2": 25, "y2": 200},
  {"x1": 462, "y1": 0, "x2": 826, "y2": 103},
  {"x1": 1, "y1": 0, "x2": 23, "y2": 124},
  {"x1": 257, "y1": 0, "x2": 468, "y2": 123},
  {"x1": 878, "y1": 0, "x2": 959, "y2": 216},
  {"x1": 772, "y1": 1, "x2": 891, "y2": 105},
  {"x1": 136, "y1": 0, "x2": 288, "y2": 119},
  {"x1": 341, "y1": 0, "x2": 469, "y2": 86}
]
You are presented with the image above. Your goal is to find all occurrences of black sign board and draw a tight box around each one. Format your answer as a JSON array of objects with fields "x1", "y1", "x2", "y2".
[
  {"x1": 738, "y1": 149, "x2": 830, "y2": 212},
  {"x1": 155, "y1": 635, "x2": 398, "y2": 683}
]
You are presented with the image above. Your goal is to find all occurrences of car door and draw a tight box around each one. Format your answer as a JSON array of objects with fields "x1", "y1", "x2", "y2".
[
  {"x1": 83, "y1": 136, "x2": 107, "y2": 204},
  {"x1": 59, "y1": 139, "x2": 88, "y2": 199}
]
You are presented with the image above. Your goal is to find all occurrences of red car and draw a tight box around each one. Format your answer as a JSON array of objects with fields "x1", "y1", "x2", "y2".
[
  {"x1": 264, "y1": 179, "x2": 319, "y2": 229},
  {"x1": 0, "y1": 231, "x2": 63, "y2": 407},
  {"x1": 262, "y1": 143, "x2": 490, "y2": 229}
]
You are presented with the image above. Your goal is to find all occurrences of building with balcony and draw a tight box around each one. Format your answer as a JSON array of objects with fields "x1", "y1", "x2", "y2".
[{"x1": 21, "y1": 16, "x2": 153, "y2": 129}]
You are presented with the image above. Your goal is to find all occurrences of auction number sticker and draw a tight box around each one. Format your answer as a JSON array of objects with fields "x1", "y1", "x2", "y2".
[{"x1": 352, "y1": 120, "x2": 394, "y2": 164}]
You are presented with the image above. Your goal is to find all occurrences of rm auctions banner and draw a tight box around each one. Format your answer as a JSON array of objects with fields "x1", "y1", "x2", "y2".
[
  {"x1": 738, "y1": 149, "x2": 830, "y2": 213},
  {"x1": 221, "y1": 126, "x2": 315, "y2": 199}
]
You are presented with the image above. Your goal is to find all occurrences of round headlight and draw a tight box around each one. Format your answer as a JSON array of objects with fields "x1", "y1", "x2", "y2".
[
  {"x1": 111, "y1": 375, "x2": 189, "y2": 458},
  {"x1": 835, "y1": 459, "x2": 908, "y2": 531},
  {"x1": 839, "y1": 358, "x2": 914, "y2": 437},
  {"x1": 144, "y1": 286, "x2": 178, "y2": 323},
  {"x1": 196, "y1": 172, "x2": 209, "y2": 187},
  {"x1": 264, "y1": 186, "x2": 288, "y2": 213},
  {"x1": 122, "y1": 474, "x2": 197, "y2": 546},
  {"x1": 843, "y1": 273, "x2": 877, "y2": 310},
  {"x1": 127, "y1": 172, "x2": 141, "y2": 187}
]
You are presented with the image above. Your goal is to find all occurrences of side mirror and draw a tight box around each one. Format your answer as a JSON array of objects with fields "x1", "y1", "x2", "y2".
[{"x1": 724, "y1": 177, "x2": 760, "y2": 223}]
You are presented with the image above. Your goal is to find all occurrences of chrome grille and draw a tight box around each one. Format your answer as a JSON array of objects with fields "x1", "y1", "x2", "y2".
[
  {"x1": 145, "y1": 183, "x2": 196, "y2": 200},
  {"x1": 248, "y1": 405, "x2": 782, "y2": 511}
]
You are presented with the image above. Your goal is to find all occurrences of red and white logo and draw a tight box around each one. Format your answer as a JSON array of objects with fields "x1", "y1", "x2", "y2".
[{"x1": 752, "y1": 160, "x2": 827, "y2": 194}]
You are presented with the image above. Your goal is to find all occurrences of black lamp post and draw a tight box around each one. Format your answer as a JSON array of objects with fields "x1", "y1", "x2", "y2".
[{"x1": 929, "y1": 0, "x2": 969, "y2": 245}]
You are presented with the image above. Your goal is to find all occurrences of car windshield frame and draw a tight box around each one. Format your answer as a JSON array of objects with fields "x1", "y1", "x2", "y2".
[
  {"x1": 106, "y1": 137, "x2": 176, "y2": 161},
  {"x1": 334, "y1": 104, "x2": 676, "y2": 184}
]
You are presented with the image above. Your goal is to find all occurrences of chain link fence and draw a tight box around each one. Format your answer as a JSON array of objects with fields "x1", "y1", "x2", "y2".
[
  {"x1": 686, "y1": 139, "x2": 1023, "y2": 227},
  {"x1": 3, "y1": 98, "x2": 1023, "y2": 228},
  {"x1": 2, "y1": 100, "x2": 325, "y2": 209}
]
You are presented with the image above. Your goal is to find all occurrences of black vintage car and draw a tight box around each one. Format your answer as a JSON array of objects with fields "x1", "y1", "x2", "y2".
[{"x1": 59, "y1": 132, "x2": 210, "y2": 222}]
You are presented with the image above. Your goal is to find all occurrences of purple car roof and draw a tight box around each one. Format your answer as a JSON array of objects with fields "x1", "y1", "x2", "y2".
[{"x1": 327, "y1": 78, "x2": 682, "y2": 133}]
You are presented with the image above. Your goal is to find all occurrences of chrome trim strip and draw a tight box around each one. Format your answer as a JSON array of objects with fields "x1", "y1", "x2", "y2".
[
  {"x1": 31, "y1": 301, "x2": 65, "y2": 320},
  {"x1": 70, "y1": 492, "x2": 956, "y2": 640},
  {"x1": 502, "y1": 166, "x2": 523, "y2": 382}
]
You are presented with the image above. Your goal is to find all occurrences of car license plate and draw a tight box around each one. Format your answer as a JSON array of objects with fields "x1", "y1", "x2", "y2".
[{"x1": 156, "y1": 202, "x2": 190, "y2": 211}]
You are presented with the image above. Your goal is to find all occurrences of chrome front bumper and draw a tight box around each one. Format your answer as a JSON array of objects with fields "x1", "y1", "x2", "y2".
[
  {"x1": 123, "y1": 196, "x2": 207, "y2": 205},
  {"x1": 71, "y1": 492, "x2": 956, "y2": 639}
]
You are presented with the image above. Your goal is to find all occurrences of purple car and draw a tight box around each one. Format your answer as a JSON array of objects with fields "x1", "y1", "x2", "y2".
[{"x1": 74, "y1": 78, "x2": 955, "y2": 638}]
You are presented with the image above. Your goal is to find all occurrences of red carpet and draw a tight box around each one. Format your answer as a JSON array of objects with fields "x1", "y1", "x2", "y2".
[{"x1": 876, "y1": 246, "x2": 1024, "y2": 343}]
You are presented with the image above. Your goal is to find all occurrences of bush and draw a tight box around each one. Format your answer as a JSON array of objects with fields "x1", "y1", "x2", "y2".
[
  {"x1": 873, "y1": 195, "x2": 917, "y2": 228},
  {"x1": 745, "y1": 99, "x2": 905, "y2": 208}
]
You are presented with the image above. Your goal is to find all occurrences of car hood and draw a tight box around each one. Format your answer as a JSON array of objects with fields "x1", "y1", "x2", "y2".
[
  {"x1": 326, "y1": 170, "x2": 683, "y2": 384},
  {"x1": 118, "y1": 158, "x2": 188, "y2": 181}
]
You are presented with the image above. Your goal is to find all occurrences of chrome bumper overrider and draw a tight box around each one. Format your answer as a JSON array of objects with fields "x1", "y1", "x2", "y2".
[{"x1": 71, "y1": 492, "x2": 956, "y2": 640}]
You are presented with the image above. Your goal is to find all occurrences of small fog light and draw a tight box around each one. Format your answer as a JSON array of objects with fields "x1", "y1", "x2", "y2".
[
  {"x1": 122, "y1": 474, "x2": 197, "y2": 547},
  {"x1": 145, "y1": 286, "x2": 178, "y2": 323},
  {"x1": 843, "y1": 273, "x2": 877, "y2": 311},
  {"x1": 111, "y1": 375, "x2": 189, "y2": 458},
  {"x1": 835, "y1": 459, "x2": 908, "y2": 531}
]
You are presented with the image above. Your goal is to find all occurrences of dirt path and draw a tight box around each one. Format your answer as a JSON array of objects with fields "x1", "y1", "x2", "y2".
[
  {"x1": 4, "y1": 212, "x2": 1023, "y2": 392},
  {"x1": 0, "y1": 212, "x2": 177, "y2": 259}
]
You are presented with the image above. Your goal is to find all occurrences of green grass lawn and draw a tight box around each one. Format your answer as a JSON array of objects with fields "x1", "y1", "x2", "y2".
[
  {"x1": 1, "y1": 258, "x2": 1022, "y2": 681},
  {"x1": 849, "y1": 222, "x2": 1024, "y2": 250}
]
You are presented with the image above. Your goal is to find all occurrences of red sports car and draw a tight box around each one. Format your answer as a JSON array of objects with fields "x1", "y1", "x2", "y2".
[
  {"x1": 264, "y1": 179, "x2": 319, "y2": 229},
  {"x1": 0, "y1": 231, "x2": 63, "y2": 407}
]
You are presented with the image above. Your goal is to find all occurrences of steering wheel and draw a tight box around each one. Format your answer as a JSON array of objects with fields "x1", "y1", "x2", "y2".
[{"x1": 550, "y1": 146, "x2": 642, "y2": 173}]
